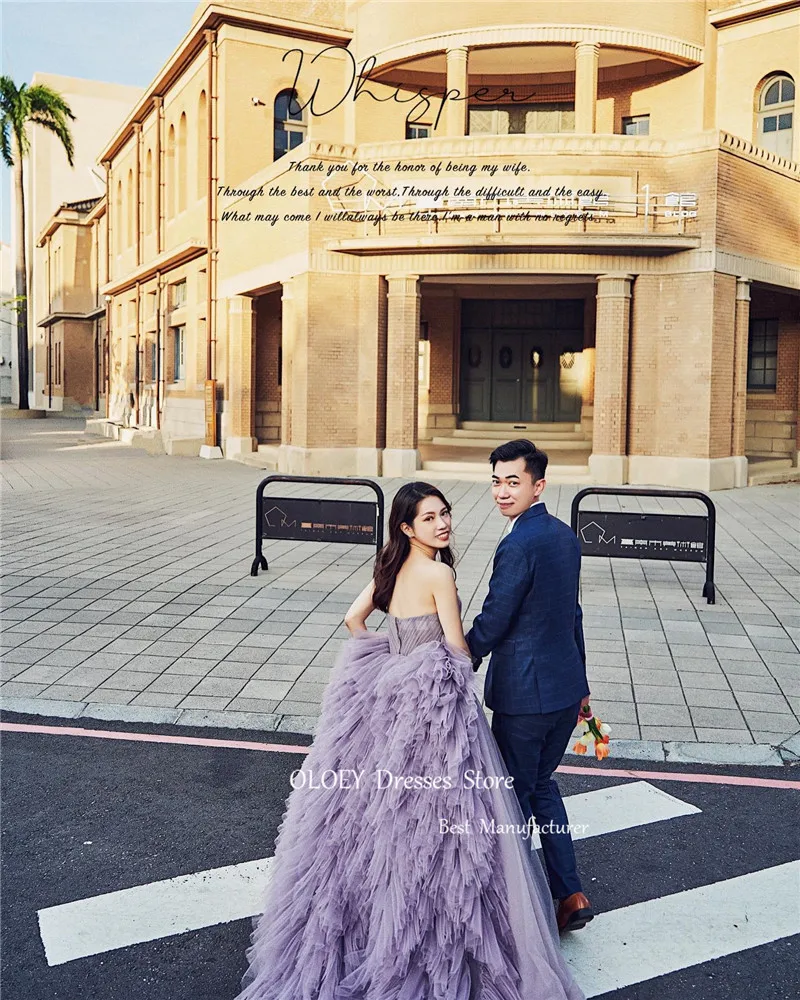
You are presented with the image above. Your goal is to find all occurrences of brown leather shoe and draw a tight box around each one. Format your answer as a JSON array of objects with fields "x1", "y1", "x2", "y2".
[{"x1": 556, "y1": 892, "x2": 594, "y2": 932}]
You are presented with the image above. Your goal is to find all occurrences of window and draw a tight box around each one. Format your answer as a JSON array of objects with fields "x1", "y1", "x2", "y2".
[
  {"x1": 274, "y1": 89, "x2": 306, "y2": 161},
  {"x1": 406, "y1": 123, "x2": 431, "y2": 139},
  {"x1": 622, "y1": 114, "x2": 650, "y2": 136},
  {"x1": 166, "y1": 124, "x2": 176, "y2": 217},
  {"x1": 197, "y1": 92, "x2": 208, "y2": 198},
  {"x1": 468, "y1": 103, "x2": 575, "y2": 136},
  {"x1": 148, "y1": 339, "x2": 157, "y2": 383},
  {"x1": 172, "y1": 325, "x2": 185, "y2": 382},
  {"x1": 171, "y1": 280, "x2": 187, "y2": 310},
  {"x1": 758, "y1": 75, "x2": 794, "y2": 158},
  {"x1": 747, "y1": 318, "x2": 779, "y2": 391},
  {"x1": 145, "y1": 148, "x2": 154, "y2": 232},
  {"x1": 177, "y1": 113, "x2": 187, "y2": 213}
]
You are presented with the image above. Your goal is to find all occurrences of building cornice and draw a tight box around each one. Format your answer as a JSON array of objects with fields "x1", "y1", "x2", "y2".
[
  {"x1": 37, "y1": 307, "x2": 105, "y2": 328},
  {"x1": 101, "y1": 240, "x2": 208, "y2": 296},
  {"x1": 98, "y1": 4, "x2": 352, "y2": 164},
  {"x1": 327, "y1": 234, "x2": 702, "y2": 256},
  {"x1": 708, "y1": 0, "x2": 800, "y2": 28},
  {"x1": 365, "y1": 24, "x2": 704, "y2": 73}
]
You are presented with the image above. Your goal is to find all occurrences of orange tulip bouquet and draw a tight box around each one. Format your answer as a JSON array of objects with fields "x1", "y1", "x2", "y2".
[{"x1": 573, "y1": 703, "x2": 611, "y2": 760}]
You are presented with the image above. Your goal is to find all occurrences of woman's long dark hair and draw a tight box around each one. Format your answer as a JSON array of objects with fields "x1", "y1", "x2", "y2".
[{"x1": 372, "y1": 482, "x2": 455, "y2": 613}]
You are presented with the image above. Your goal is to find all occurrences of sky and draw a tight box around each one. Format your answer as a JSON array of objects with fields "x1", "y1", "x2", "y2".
[{"x1": 1, "y1": 0, "x2": 197, "y2": 242}]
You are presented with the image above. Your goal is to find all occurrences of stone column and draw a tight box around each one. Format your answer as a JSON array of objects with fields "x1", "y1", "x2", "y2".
[
  {"x1": 279, "y1": 279, "x2": 294, "y2": 450},
  {"x1": 224, "y1": 295, "x2": 255, "y2": 456},
  {"x1": 444, "y1": 47, "x2": 469, "y2": 138},
  {"x1": 574, "y1": 42, "x2": 600, "y2": 134},
  {"x1": 731, "y1": 278, "x2": 751, "y2": 486},
  {"x1": 383, "y1": 274, "x2": 421, "y2": 477},
  {"x1": 589, "y1": 273, "x2": 633, "y2": 485}
]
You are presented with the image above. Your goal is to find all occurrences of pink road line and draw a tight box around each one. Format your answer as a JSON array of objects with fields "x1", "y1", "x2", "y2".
[
  {"x1": 2, "y1": 721, "x2": 798, "y2": 790},
  {"x1": 0, "y1": 721, "x2": 311, "y2": 756},
  {"x1": 556, "y1": 764, "x2": 800, "y2": 790}
]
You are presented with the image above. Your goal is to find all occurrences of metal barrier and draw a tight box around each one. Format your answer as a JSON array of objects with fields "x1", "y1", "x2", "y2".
[
  {"x1": 250, "y1": 475, "x2": 385, "y2": 576},
  {"x1": 570, "y1": 487, "x2": 717, "y2": 604}
]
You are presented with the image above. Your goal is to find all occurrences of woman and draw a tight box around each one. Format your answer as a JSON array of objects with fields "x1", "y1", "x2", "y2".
[{"x1": 237, "y1": 482, "x2": 584, "y2": 1000}]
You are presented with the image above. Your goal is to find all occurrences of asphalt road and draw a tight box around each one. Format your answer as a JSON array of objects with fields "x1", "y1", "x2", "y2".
[{"x1": 1, "y1": 711, "x2": 798, "y2": 1000}]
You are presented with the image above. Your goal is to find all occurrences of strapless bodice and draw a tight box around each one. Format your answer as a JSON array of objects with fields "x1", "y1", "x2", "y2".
[{"x1": 387, "y1": 612, "x2": 444, "y2": 655}]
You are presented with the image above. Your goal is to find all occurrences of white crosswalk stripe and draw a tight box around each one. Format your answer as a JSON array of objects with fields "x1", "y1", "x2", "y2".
[
  {"x1": 38, "y1": 781, "x2": 697, "y2": 966},
  {"x1": 563, "y1": 861, "x2": 800, "y2": 997},
  {"x1": 35, "y1": 780, "x2": 799, "y2": 998}
]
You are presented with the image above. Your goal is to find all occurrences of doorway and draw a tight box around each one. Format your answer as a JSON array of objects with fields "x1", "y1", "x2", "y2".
[{"x1": 460, "y1": 300, "x2": 585, "y2": 423}]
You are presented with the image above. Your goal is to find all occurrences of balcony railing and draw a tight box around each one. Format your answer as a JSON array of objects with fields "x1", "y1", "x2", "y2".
[{"x1": 319, "y1": 169, "x2": 699, "y2": 239}]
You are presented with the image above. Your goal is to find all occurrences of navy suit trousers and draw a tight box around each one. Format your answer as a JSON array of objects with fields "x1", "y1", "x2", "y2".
[{"x1": 491, "y1": 701, "x2": 583, "y2": 900}]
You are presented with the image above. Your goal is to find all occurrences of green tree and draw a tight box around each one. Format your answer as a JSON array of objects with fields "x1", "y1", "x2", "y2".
[{"x1": 1, "y1": 77, "x2": 75, "y2": 409}]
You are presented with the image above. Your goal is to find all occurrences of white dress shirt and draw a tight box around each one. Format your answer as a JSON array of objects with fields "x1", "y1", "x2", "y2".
[{"x1": 505, "y1": 500, "x2": 542, "y2": 535}]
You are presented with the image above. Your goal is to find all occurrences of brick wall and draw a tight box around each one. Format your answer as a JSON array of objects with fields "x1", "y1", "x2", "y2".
[
  {"x1": 746, "y1": 288, "x2": 800, "y2": 457},
  {"x1": 255, "y1": 290, "x2": 282, "y2": 444}
]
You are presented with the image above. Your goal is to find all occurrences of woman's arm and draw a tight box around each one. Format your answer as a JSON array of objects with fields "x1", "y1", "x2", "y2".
[
  {"x1": 431, "y1": 564, "x2": 470, "y2": 655},
  {"x1": 343, "y1": 580, "x2": 376, "y2": 635}
]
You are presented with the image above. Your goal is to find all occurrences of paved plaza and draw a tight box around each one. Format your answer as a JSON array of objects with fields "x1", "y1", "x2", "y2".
[{"x1": 1, "y1": 415, "x2": 799, "y2": 756}]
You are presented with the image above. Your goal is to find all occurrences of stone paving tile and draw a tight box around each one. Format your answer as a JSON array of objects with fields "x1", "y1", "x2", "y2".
[
  {"x1": 3, "y1": 417, "x2": 798, "y2": 742},
  {"x1": 275, "y1": 699, "x2": 329, "y2": 716},
  {"x1": 252, "y1": 663, "x2": 307, "y2": 682},
  {"x1": 678, "y1": 672, "x2": 732, "y2": 691},
  {"x1": 638, "y1": 704, "x2": 692, "y2": 726},
  {"x1": 226, "y1": 697, "x2": 281, "y2": 714},
  {"x1": 163, "y1": 657, "x2": 217, "y2": 677},
  {"x1": 40, "y1": 684, "x2": 97, "y2": 701},
  {"x1": 89, "y1": 688, "x2": 138, "y2": 705},
  {"x1": 694, "y1": 728, "x2": 755, "y2": 744},
  {"x1": 633, "y1": 684, "x2": 687, "y2": 706},
  {"x1": 11, "y1": 664, "x2": 73, "y2": 685},
  {"x1": 178, "y1": 695, "x2": 233, "y2": 711},
  {"x1": 1, "y1": 680, "x2": 49, "y2": 698},
  {"x1": 238, "y1": 679, "x2": 295, "y2": 701},
  {"x1": 189, "y1": 676, "x2": 247, "y2": 698},
  {"x1": 130, "y1": 692, "x2": 184, "y2": 708},
  {"x1": 689, "y1": 706, "x2": 748, "y2": 728},
  {"x1": 683, "y1": 688, "x2": 739, "y2": 709}
]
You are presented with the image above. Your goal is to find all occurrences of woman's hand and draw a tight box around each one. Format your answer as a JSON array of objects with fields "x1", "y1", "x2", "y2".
[{"x1": 343, "y1": 581, "x2": 375, "y2": 635}]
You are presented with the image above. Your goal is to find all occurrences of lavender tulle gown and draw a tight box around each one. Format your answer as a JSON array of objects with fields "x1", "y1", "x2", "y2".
[{"x1": 237, "y1": 612, "x2": 585, "y2": 1000}]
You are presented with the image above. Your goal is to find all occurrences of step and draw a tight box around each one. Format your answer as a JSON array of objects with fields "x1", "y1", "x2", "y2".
[
  {"x1": 433, "y1": 435, "x2": 590, "y2": 450},
  {"x1": 230, "y1": 451, "x2": 278, "y2": 470},
  {"x1": 748, "y1": 466, "x2": 800, "y2": 486},
  {"x1": 452, "y1": 427, "x2": 587, "y2": 440},
  {"x1": 460, "y1": 421, "x2": 580, "y2": 433},
  {"x1": 421, "y1": 460, "x2": 592, "y2": 484}
]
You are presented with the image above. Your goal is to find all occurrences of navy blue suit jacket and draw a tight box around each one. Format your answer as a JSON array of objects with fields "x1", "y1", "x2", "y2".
[{"x1": 465, "y1": 502, "x2": 590, "y2": 715}]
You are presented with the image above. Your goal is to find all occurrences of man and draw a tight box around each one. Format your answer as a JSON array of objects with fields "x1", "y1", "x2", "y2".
[{"x1": 465, "y1": 438, "x2": 594, "y2": 932}]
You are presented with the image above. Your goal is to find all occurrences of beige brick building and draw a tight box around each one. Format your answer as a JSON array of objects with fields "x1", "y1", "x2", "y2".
[{"x1": 36, "y1": 0, "x2": 800, "y2": 486}]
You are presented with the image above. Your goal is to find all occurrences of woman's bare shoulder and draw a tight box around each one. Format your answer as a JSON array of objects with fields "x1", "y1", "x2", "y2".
[{"x1": 424, "y1": 560, "x2": 457, "y2": 583}]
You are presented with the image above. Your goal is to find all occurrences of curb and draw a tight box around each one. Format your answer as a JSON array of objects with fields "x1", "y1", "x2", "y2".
[
  {"x1": 1, "y1": 407, "x2": 47, "y2": 420},
  {"x1": 2, "y1": 697, "x2": 798, "y2": 767}
]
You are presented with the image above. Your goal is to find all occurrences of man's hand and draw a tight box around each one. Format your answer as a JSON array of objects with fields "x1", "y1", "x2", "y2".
[{"x1": 580, "y1": 694, "x2": 592, "y2": 713}]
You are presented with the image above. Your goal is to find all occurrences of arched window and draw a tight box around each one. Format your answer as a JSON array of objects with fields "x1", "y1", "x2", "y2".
[
  {"x1": 273, "y1": 89, "x2": 306, "y2": 161},
  {"x1": 144, "y1": 148, "x2": 153, "y2": 232},
  {"x1": 166, "y1": 124, "x2": 175, "y2": 217},
  {"x1": 127, "y1": 169, "x2": 134, "y2": 246},
  {"x1": 758, "y1": 74, "x2": 794, "y2": 158},
  {"x1": 177, "y1": 112, "x2": 187, "y2": 213},
  {"x1": 197, "y1": 91, "x2": 208, "y2": 199},
  {"x1": 116, "y1": 179, "x2": 123, "y2": 252}
]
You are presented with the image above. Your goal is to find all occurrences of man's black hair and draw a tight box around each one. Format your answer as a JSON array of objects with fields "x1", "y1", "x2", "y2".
[{"x1": 489, "y1": 438, "x2": 548, "y2": 482}]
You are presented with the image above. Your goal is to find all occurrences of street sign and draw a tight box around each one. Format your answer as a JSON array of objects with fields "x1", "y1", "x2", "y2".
[
  {"x1": 571, "y1": 488, "x2": 717, "y2": 603},
  {"x1": 576, "y1": 512, "x2": 708, "y2": 562},
  {"x1": 251, "y1": 475, "x2": 384, "y2": 576}
]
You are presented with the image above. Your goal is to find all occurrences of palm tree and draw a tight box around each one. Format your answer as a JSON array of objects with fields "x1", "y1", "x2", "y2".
[{"x1": 1, "y1": 77, "x2": 75, "y2": 409}]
